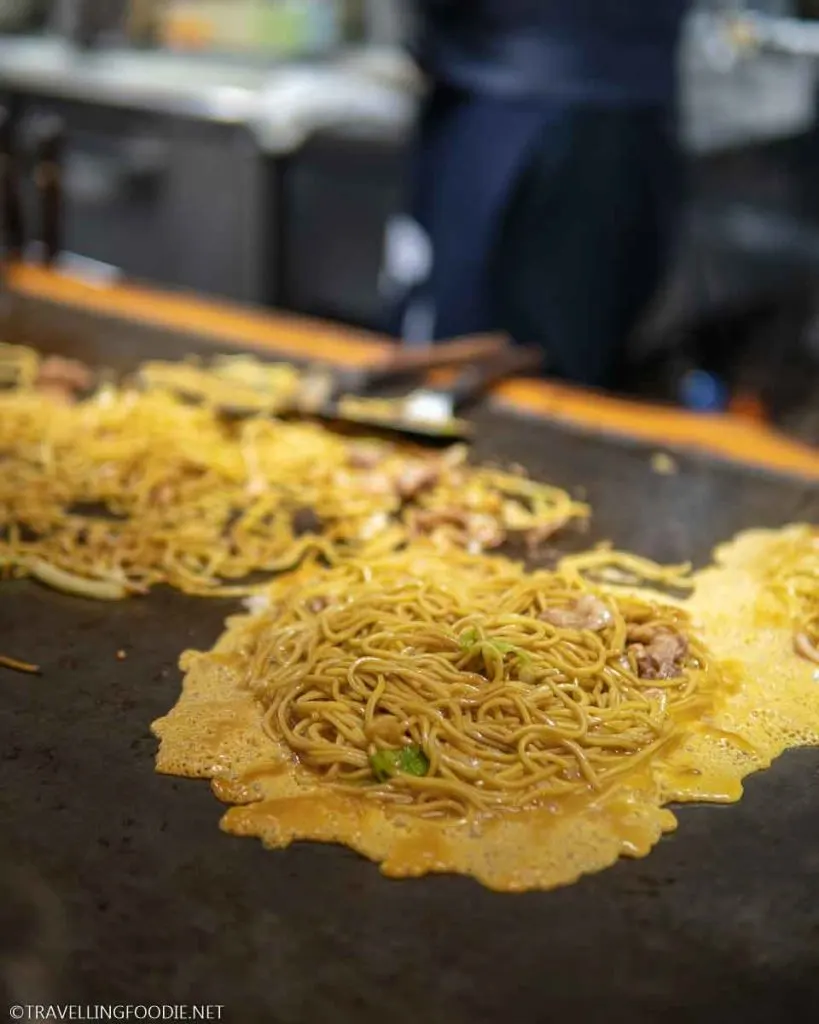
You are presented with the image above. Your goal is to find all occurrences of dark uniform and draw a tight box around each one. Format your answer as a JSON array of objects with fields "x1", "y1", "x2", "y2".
[{"x1": 384, "y1": 0, "x2": 689, "y2": 388}]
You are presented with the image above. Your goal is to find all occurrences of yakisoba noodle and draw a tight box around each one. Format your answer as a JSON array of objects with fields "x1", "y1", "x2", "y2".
[
  {"x1": 0, "y1": 345, "x2": 587, "y2": 599},
  {"x1": 239, "y1": 547, "x2": 722, "y2": 819}
]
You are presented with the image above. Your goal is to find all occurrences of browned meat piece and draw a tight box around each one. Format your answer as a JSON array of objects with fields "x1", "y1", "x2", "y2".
[
  {"x1": 150, "y1": 483, "x2": 175, "y2": 506},
  {"x1": 36, "y1": 356, "x2": 94, "y2": 393},
  {"x1": 395, "y1": 460, "x2": 441, "y2": 500},
  {"x1": 34, "y1": 383, "x2": 77, "y2": 405},
  {"x1": 291, "y1": 507, "x2": 322, "y2": 536},
  {"x1": 627, "y1": 625, "x2": 689, "y2": 679},
  {"x1": 409, "y1": 507, "x2": 466, "y2": 534},
  {"x1": 539, "y1": 594, "x2": 613, "y2": 631},
  {"x1": 306, "y1": 596, "x2": 328, "y2": 614},
  {"x1": 464, "y1": 513, "x2": 504, "y2": 549},
  {"x1": 358, "y1": 473, "x2": 394, "y2": 496},
  {"x1": 794, "y1": 632, "x2": 819, "y2": 665},
  {"x1": 525, "y1": 518, "x2": 570, "y2": 550},
  {"x1": 408, "y1": 507, "x2": 504, "y2": 549},
  {"x1": 346, "y1": 443, "x2": 384, "y2": 470},
  {"x1": 626, "y1": 623, "x2": 659, "y2": 645}
]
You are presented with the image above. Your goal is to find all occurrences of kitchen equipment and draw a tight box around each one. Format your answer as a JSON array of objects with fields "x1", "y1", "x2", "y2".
[
  {"x1": 302, "y1": 333, "x2": 509, "y2": 404},
  {"x1": 239, "y1": 339, "x2": 538, "y2": 441},
  {"x1": 326, "y1": 343, "x2": 543, "y2": 440},
  {"x1": 139, "y1": 334, "x2": 516, "y2": 438}
]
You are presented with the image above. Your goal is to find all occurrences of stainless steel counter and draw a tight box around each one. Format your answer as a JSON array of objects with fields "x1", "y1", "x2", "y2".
[
  {"x1": 0, "y1": 26, "x2": 817, "y2": 157},
  {"x1": 0, "y1": 37, "x2": 268, "y2": 121},
  {"x1": 0, "y1": 36, "x2": 416, "y2": 152}
]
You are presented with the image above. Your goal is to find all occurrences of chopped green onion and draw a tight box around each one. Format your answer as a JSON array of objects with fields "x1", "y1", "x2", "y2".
[
  {"x1": 459, "y1": 626, "x2": 479, "y2": 649},
  {"x1": 458, "y1": 628, "x2": 532, "y2": 665},
  {"x1": 369, "y1": 744, "x2": 430, "y2": 782}
]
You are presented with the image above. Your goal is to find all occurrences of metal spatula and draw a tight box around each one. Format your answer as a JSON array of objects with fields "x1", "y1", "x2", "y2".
[
  {"x1": 330, "y1": 345, "x2": 544, "y2": 440},
  {"x1": 136, "y1": 335, "x2": 509, "y2": 418},
  {"x1": 294, "y1": 334, "x2": 509, "y2": 413}
]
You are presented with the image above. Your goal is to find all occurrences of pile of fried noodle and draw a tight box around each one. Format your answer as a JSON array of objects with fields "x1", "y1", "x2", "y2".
[
  {"x1": 0, "y1": 344, "x2": 586, "y2": 599},
  {"x1": 234, "y1": 547, "x2": 718, "y2": 820}
]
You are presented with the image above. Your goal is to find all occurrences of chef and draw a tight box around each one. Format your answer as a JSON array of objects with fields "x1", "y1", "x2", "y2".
[{"x1": 383, "y1": 0, "x2": 690, "y2": 389}]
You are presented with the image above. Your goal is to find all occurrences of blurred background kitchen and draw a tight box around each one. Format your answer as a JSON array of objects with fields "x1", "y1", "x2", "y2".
[{"x1": 2, "y1": 1, "x2": 819, "y2": 439}]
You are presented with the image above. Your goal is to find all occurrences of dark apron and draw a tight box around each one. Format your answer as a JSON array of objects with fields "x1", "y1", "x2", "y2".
[{"x1": 384, "y1": 87, "x2": 680, "y2": 388}]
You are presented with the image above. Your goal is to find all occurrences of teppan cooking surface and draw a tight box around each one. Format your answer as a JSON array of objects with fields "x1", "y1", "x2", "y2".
[{"x1": 2, "y1": 298, "x2": 819, "y2": 1022}]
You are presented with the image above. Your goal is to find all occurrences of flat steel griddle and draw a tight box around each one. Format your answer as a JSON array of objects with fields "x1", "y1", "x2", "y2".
[{"x1": 2, "y1": 296, "x2": 818, "y2": 1023}]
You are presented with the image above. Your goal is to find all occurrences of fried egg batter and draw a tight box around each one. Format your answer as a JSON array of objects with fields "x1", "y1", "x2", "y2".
[{"x1": 151, "y1": 527, "x2": 819, "y2": 891}]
